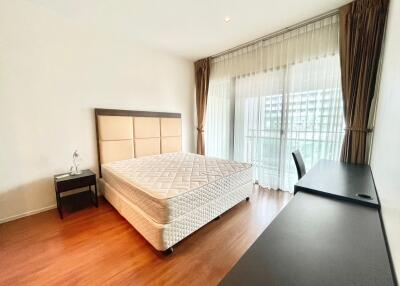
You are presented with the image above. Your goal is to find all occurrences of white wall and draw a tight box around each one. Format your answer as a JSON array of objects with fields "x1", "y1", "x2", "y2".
[
  {"x1": 371, "y1": 0, "x2": 400, "y2": 278},
  {"x1": 0, "y1": 1, "x2": 195, "y2": 222}
]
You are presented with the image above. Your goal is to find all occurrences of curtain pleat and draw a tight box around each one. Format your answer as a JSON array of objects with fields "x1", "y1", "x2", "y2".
[
  {"x1": 339, "y1": 0, "x2": 389, "y2": 164},
  {"x1": 195, "y1": 58, "x2": 211, "y2": 155}
]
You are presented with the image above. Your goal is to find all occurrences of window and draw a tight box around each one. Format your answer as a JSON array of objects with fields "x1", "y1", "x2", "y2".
[{"x1": 205, "y1": 15, "x2": 344, "y2": 192}]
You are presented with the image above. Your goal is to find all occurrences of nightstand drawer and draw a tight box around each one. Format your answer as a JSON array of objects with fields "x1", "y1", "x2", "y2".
[{"x1": 57, "y1": 175, "x2": 96, "y2": 193}]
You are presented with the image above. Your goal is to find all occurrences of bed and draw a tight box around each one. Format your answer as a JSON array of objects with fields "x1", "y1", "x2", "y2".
[{"x1": 95, "y1": 108, "x2": 253, "y2": 253}]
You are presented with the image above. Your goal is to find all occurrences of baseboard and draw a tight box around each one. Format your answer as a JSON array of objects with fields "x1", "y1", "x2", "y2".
[{"x1": 0, "y1": 204, "x2": 57, "y2": 224}]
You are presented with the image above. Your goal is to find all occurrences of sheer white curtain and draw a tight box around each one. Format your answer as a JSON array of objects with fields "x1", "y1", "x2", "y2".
[
  {"x1": 205, "y1": 15, "x2": 344, "y2": 192},
  {"x1": 205, "y1": 78, "x2": 233, "y2": 159}
]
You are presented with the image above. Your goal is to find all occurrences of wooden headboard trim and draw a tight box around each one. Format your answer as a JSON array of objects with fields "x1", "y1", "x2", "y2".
[
  {"x1": 94, "y1": 108, "x2": 182, "y2": 177},
  {"x1": 95, "y1": 108, "x2": 181, "y2": 118}
]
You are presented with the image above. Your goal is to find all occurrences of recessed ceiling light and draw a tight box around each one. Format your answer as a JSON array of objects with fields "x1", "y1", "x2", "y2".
[{"x1": 224, "y1": 17, "x2": 231, "y2": 23}]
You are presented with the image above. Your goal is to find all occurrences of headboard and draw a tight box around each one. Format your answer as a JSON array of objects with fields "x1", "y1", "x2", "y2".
[{"x1": 95, "y1": 108, "x2": 182, "y2": 177}]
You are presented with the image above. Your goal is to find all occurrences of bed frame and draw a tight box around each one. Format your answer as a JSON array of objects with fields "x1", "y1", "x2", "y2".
[
  {"x1": 94, "y1": 108, "x2": 184, "y2": 254},
  {"x1": 94, "y1": 108, "x2": 251, "y2": 255}
]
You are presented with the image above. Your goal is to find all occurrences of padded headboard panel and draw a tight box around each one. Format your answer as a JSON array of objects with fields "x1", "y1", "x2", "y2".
[
  {"x1": 161, "y1": 118, "x2": 182, "y2": 153},
  {"x1": 134, "y1": 117, "x2": 161, "y2": 158},
  {"x1": 95, "y1": 108, "x2": 182, "y2": 177},
  {"x1": 98, "y1": 116, "x2": 134, "y2": 164}
]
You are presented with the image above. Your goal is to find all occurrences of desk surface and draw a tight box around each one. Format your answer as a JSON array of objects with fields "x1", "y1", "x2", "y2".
[
  {"x1": 295, "y1": 160, "x2": 379, "y2": 208},
  {"x1": 219, "y1": 192, "x2": 394, "y2": 286}
]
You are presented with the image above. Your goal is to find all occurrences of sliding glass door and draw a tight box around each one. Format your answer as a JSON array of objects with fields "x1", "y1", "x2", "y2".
[
  {"x1": 234, "y1": 69, "x2": 285, "y2": 189},
  {"x1": 205, "y1": 15, "x2": 344, "y2": 192},
  {"x1": 281, "y1": 57, "x2": 344, "y2": 191}
]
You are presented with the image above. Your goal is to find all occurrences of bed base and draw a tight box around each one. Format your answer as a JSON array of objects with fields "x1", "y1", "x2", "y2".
[{"x1": 101, "y1": 179, "x2": 253, "y2": 253}]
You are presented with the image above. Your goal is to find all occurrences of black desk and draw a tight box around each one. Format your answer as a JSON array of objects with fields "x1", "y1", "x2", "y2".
[
  {"x1": 295, "y1": 160, "x2": 379, "y2": 208},
  {"x1": 220, "y1": 192, "x2": 394, "y2": 286},
  {"x1": 220, "y1": 160, "x2": 395, "y2": 285}
]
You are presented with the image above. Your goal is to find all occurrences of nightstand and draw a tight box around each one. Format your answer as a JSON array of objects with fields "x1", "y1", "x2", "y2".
[{"x1": 54, "y1": 169, "x2": 98, "y2": 219}]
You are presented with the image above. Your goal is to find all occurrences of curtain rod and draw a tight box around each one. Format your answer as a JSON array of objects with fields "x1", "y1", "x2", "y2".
[{"x1": 211, "y1": 8, "x2": 339, "y2": 59}]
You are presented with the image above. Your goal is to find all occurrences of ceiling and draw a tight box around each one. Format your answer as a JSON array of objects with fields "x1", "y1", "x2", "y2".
[{"x1": 30, "y1": 0, "x2": 352, "y2": 61}]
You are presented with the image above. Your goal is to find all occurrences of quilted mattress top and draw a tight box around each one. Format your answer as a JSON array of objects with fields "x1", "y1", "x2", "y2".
[{"x1": 101, "y1": 152, "x2": 251, "y2": 200}]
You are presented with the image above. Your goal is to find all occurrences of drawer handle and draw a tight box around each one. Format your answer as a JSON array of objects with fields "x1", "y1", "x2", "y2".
[{"x1": 356, "y1": 193, "x2": 372, "y2": 200}]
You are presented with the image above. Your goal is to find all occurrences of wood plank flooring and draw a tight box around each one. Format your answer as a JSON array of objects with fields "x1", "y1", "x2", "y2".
[{"x1": 0, "y1": 186, "x2": 291, "y2": 286}]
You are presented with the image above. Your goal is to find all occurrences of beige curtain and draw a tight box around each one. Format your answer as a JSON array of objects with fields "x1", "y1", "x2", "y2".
[
  {"x1": 339, "y1": 0, "x2": 389, "y2": 164},
  {"x1": 195, "y1": 58, "x2": 210, "y2": 155}
]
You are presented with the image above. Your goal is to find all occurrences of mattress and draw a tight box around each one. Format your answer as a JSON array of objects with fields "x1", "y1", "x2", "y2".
[
  {"x1": 101, "y1": 179, "x2": 253, "y2": 251},
  {"x1": 101, "y1": 152, "x2": 252, "y2": 224}
]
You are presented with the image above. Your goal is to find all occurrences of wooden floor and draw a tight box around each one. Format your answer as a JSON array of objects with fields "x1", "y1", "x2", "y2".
[{"x1": 0, "y1": 186, "x2": 291, "y2": 286}]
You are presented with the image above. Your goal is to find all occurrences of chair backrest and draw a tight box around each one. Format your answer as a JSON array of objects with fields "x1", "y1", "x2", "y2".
[{"x1": 292, "y1": 150, "x2": 306, "y2": 180}]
